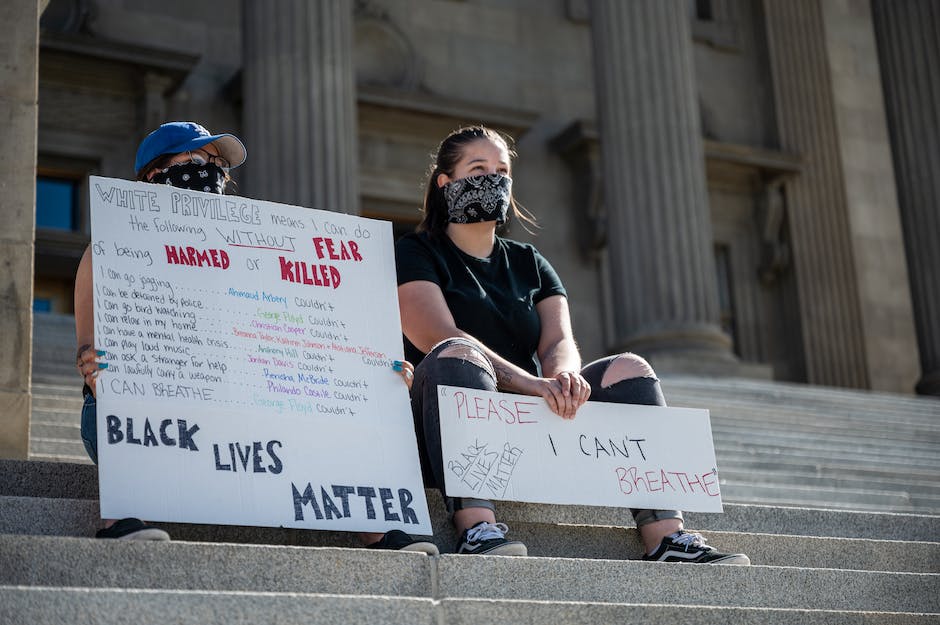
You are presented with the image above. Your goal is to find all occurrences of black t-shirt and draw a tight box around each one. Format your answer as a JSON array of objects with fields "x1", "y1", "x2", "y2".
[{"x1": 395, "y1": 231, "x2": 567, "y2": 375}]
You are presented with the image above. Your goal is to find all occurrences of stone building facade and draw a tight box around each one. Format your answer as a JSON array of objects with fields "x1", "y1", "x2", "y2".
[{"x1": 2, "y1": 0, "x2": 937, "y2": 458}]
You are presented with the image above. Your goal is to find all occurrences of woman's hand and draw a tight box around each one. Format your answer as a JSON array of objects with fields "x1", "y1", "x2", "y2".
[
  {"x1": 393, "y1": 360, "x2": 415, "y2": 391},
  {"x1": 520, "y1": 371, "x2": 591, "y2": 420},
  {"x1": 76, "y1": 344, "x2": 107, "y2": 397}
]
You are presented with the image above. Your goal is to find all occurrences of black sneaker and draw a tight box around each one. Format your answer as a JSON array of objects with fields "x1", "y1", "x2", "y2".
[
  {"x1": 456, "y1": 521, "x2": 527, "y2": 556},
  {"x1": 367, "y1": 529, "x2": 439, "y2": 555},
  {"x1": 643, "y1": 530, "x2": 749, "y2": 565},
  {"x1": 95, "y1": 518, "x2": 170, "y2": 541}
]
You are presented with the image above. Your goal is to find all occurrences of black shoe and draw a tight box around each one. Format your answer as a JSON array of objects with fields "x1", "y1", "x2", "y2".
[
  {"x1": 456, "y1": 521, "x2": 527, "y2": 556},
  {"x1": 367, "y1": 529, "x2": 439, "y2": 555},
  {"x1": 95, "y1": 518, "x2": 170, "y2": 541},
  {"x1": 643, "y1": 530, "x2": 749, "y2": 565}
]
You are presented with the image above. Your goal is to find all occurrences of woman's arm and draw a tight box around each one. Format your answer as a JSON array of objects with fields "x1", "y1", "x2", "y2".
[
  {"x1": 74, "y1": 245, "x2": 100, "y2": 394},
  {"x1": 399, "y1": 280, "x2": 577, "y2": 417},
  {"x1": 536, "y1": 295, "x2": 591, "y2": 414}
]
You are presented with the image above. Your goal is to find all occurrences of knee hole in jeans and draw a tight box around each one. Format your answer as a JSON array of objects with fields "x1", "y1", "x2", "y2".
[
  {"x1": 600, "y1": 352, "x2": 656, "y2": 388},
  {"x1": 438, "y1": 344, "x2": 497, "y2": 380}
]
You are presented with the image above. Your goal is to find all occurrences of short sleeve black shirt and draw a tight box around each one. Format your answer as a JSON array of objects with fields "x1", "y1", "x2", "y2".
[{"x1": 395, "y1": 231, "x2": 567, "y2": 375}]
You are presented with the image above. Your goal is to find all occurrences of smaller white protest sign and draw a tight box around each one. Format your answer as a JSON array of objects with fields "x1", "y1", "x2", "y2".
[{"x1": 438, "y1": 386, "x2": 723, "y2": 513}]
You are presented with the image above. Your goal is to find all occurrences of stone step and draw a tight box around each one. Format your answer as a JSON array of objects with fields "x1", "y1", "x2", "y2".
[
  {"x1": 0, "y1": 587, "x2": 437, "y2": 625},
  {"x1": 434, "y1": 554, "x2": 939, "y2": 612},
  {"x1": 0, "y1": 536, "x2": 432, "y2": 597},
  {"x1": 3, "y1": 460, "x2": 938, "y2": 541},
  {"x1": 712, "y1": 442, "x2": 940, "y2": 472},
  {"x1": 663, "y1": 378, "x2": 940, "y2": 424},
  {"x1": 716, "y1": 468, "x2": 940, "y2": 496},
  {"x1": 716, "y1": 484, "x2": 939, "y2": 515},
  {"x1": 0, "y1": 535, "x2": 936, "y2": 613},
  {"x1": 663, "y1": 378, "x2": 938, "y2": 418},
  {"x1": 663, "y1": 388, "x2": 938, "y2": 416},
  {"x1": 713, "y1": 457, "x2": 940, "y2": 483},
  {"x1": 1, "y1": 587, "x2": 936, "y2": 625},
  {"x1": 28, "y1": 452, "x2": 92, "y2": 465},
  {"x1": 711, "y1": 420, "x2": 940, "y2": 445},
  {"x1": 30, "y1": 422, "x2": 81, "y2": 440},
  {"x1": 29, "y1": 437, "x2": 87, "y2": 459},
  {"x1": 2, "y1": 496, "x2": 937, "y2": 573}
]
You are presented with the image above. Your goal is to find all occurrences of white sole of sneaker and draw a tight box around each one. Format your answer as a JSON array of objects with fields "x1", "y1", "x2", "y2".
[
  {"x1": 399, "y1": 541, "x2": 440, "y2": 556},
  {"x1": 710, "y1": 553, "x2": 751, "y2": 565},
  {"x1": 118, "y1": 528, "x2": 171, "y2": 541}
]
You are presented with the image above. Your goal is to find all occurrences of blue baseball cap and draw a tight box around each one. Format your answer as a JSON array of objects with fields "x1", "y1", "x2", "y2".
[{"x1": 135, "y1": 121, "x2": 247, "y2": 174}]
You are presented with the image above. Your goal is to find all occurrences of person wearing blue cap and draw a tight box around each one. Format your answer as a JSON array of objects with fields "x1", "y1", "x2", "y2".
[
  {"x1": 72, "y1": 121, "x2": 246, "y2": 541},
  {"x1": 133, "y1": 121, "x2": 247, "y2": 188},
  {"x1": 70, "y1": 122, "x2": 435, "y2": 554}
]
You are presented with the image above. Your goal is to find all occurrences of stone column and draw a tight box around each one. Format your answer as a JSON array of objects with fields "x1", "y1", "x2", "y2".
[
  {"x1": 588, "y1": 0, "x2": 735, "y2": 370},
  {"x1": 0, "y1": 0, "x2": 39, "y2": 458},
  {"x1": 242, "y1": 0, "x2": 359, "y2": 214},
  {"x1": 762, "y1": 0, "x2": 872, "y2": 389},
  {"x1": 871, "y1": 0, "x2": 940, "y2": 396},
  {"x1": 817, "y1": 0, "x2": 920, "y2": 394}
]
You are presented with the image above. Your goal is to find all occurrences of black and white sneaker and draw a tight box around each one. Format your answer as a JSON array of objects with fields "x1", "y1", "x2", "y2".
[
  {"x1": 456, "y1": 521, "x2": 527, "y2": 556},
  {"x1": 367, "y1": 529, "x2": 439, "y2": 555},
  {"x1": 95, "y1": 518, "x2": 170, "y2": 541},
  {"x1": 643, "y1": 530, "x2": 749, "y2": 565}
]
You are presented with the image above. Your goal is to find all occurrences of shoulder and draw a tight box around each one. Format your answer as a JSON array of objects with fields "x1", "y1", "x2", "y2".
[
  {"x1": 495, "y1": 237, "x2": 551, "y2": 263},
  {"x1": 396, "y1": 231, "x2": 436, "y2": 256},
  {"x1": 495, "y1": 236, "x2": 539, "y2": 254}
]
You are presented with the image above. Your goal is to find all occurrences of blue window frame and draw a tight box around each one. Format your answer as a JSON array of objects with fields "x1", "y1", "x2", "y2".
[{"x1": 36, "y1": 176, "x2": 79, "y2": 231}]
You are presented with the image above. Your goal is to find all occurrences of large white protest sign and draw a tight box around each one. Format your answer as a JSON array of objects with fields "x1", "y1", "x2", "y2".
[
  {"x1": 89, "y1": 176, "x2": 431, "y2": 534},
  {"x1": 438, "y1": 385, "x2": 723, "y2": 513}
]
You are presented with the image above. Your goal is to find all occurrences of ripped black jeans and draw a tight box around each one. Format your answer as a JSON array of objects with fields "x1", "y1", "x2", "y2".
[{"x1": 410, "y1": 337, "x2": 683, "y2": 526}]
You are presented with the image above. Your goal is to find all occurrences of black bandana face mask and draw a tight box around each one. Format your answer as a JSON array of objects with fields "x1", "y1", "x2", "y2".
[
  {"x1": 150, "y1": 161, "x2": 226, "y2": 194},
  {"x1": 443, "y1": 173, "x2": 512, "y2": 225}
]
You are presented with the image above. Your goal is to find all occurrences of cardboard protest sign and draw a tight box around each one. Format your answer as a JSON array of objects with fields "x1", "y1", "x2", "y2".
[
  {"x1": 438, "y1": 385, "x2": 723, "y2": 512},
  {"x1": 89, "y1": 176, "x2": 431, "y2": 534}
]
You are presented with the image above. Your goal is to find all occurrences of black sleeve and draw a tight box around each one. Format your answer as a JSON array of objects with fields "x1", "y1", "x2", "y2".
[
  {"x1": 395, "y1": 233, "x2": 441, "y2": 287},
  {"x1": 533, "y1": 248, "x2": 567, "y2": 303}
]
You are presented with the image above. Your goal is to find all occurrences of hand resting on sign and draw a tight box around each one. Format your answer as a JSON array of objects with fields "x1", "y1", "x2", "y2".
[{"x1": 76, "y1": 344, "x2": 108, "y2": 397}]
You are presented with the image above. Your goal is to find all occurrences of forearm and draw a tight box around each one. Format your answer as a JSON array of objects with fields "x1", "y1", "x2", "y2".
[
  {"x1": 539, "y1": 338, "x2": 582, "y2": 379},
  {"x1": 444, "y1": 329, "x2": 539, "y2": 393}
]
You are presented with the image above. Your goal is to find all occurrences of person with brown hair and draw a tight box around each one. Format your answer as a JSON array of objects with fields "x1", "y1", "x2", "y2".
[{"x1": 395, "y1": 126, "x2": 749, "y2": 564}]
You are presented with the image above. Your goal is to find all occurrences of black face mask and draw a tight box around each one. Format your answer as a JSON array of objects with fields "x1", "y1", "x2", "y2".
[
  {"x1": 150, "y1": 161, "x2": 226, "y2": 194},
  {"x1": 443, "y1": 173, "x2": 512, "y2": 225}
]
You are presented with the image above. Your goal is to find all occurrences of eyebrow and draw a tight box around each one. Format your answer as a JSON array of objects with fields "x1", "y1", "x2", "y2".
[{"x1": 466, "y1": 157, "x2": 509, "y2": 166}]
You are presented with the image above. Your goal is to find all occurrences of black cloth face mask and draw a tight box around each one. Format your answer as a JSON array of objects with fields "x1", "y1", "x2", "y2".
[
  {"x1": 150, "y1": 161, "x2": 226, "y2": 194},
  {"x1": 443, "y1": 173, "x2": 512, "y2": 225}
]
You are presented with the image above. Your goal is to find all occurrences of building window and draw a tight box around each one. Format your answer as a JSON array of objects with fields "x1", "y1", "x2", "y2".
[{"x1": 36, "y1": 175, "x2": 80, "y2": 231}]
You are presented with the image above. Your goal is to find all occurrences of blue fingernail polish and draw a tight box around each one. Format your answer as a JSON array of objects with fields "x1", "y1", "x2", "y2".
[
  {"x1": 393, "y1": 364, "x2": 402, "y2": 371},
  {"x1": 98, "y1": 363, "x2": 109, "y2": 369},
  {"x1": 96, "y1": 350, "x2": 107, "y2": 356},
  {"x1": 393, "y1": 360, "x2": 403, "y2": 366}
]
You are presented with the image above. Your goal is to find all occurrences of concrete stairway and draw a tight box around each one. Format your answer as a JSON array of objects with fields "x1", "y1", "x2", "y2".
[
  {"x1": 13, "y1": 312, "x2": 939, "y2": 622},
  {"x1": 2, "y1": 459, "x2": 938, "y2": 623}
]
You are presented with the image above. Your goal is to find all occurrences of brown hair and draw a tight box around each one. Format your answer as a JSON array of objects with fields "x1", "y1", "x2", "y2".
[
  {"x1": 136, "y1": 154, "x2": 177, "y2": 181},
  {"x1": 418, "y1": 125, "x2": 537, "y2": 237}
]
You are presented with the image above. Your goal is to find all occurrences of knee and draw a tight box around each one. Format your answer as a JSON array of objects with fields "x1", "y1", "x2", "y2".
[
  {"x1": 433, "y1": 338, "x2": 496, "y2": 379},
  {"x1": 600, "y1": 352, "x2": 656, "y2": 388}
]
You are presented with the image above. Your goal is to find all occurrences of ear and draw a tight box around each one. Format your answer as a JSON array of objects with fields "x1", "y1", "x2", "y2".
[{"x1": 436, "y1": 172, "x2": 451, "y2": 190}]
